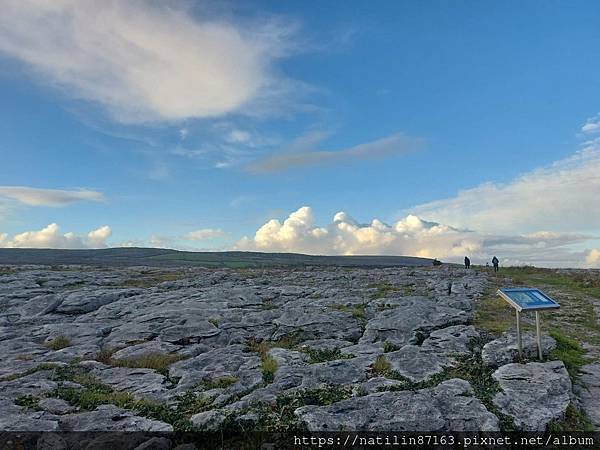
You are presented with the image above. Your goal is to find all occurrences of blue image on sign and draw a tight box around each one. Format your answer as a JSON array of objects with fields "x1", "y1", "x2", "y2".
[{"x1": 498, "y1": 288, "x2": 560, "y2": 311}]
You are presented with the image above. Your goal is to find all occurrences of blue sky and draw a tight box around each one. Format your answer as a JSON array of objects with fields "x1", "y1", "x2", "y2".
[{"x1": 1, "y1": 0, "x2": 599, "y2": 267}]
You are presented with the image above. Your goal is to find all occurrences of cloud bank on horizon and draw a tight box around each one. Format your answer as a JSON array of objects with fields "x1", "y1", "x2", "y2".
[
  {"x1": 1, "y1": 143, "x2": 599, "y2": 267},
  {"x1": 0, "y1": 223, "x2": 111, "y2": 249},
  {"x1": 237, "y1": 144, "x2": 600, "y2": 267}
]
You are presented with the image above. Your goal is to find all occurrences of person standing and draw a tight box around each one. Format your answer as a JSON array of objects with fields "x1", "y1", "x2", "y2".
[
  {"x1": 464, "y1": 256, "x2": 471, "y2": 269},
  {"x1": 492, "y1": 256, "x2": 499, "y2": 272}
]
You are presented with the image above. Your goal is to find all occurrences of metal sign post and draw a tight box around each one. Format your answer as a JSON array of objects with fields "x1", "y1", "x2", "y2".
[{"x1": 497, "y1": 288, "x2": 560, "y2": 361}]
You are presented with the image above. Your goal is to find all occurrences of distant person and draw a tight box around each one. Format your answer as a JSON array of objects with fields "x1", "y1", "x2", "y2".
[
  {"x1": 492, "y1": 256, "x2": 499, "y2": 272},
  {"x1": 464, "y1": 256, "x2": 471, "y2": 269}
]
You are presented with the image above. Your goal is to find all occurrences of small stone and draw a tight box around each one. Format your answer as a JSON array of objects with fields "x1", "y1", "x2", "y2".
[
  {"x1": 38, "y1": 398, "x2": 77, "y2": 415},
  {"x1": 190, "y1": 409, "x2": 227, "y2": 430}
]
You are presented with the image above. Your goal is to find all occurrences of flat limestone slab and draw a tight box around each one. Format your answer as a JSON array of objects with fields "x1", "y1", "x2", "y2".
[
  {"x1": 295, "y1": 379, "x2": 499, "y2": 431},
  {"x1": 492, "y1": 361, "x2": 571, "y2": 431}
]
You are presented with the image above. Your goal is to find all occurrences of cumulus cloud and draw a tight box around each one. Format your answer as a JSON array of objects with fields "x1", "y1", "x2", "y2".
[
  {"x1": 410, "y1": 146, "x2": 600, "y2": 234},
  {"x1": 586, "y1": 249, "x2": 600, "y2": 267},
  {"x1": 0, "y1": 0, "x2": 294, "y2": 123},
  {"x1": 246, "y1": 133, "x2": 423, "y2": 173},
  {"x1": 0, "y1": 223, "x2": 111, "y2": 249},
  {"x1": 0, "y1": 186, "x2": 104, "y2": 207},
  {"x1": 235, "y1": 206, "x2": 597, "y2": 267},
  {"x1": 185, "y1": 228, "x2": 226, "y2": 240},
  {"x1": 87, "y1": 225, "x2": 112, "y2": 247},
  {"x1": 236, "y1": 206, "x2": 475, "y2": 258},
  {"x1": 582, "y1": 114, "x2": 600, "y2": 134}
]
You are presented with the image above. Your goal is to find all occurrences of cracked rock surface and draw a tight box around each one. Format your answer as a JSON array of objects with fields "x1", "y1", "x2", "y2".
[
  {"x1": 0, "y1": 264, "x2": 576, "y2": 432},
  {"x1": 492, "y1": 361, "x2": 572, "y2": 431}
]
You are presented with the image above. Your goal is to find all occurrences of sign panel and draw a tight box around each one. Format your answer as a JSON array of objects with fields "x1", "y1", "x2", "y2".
[{"x1": 497, "y1": 288, "x2": 560, "y2": 312}]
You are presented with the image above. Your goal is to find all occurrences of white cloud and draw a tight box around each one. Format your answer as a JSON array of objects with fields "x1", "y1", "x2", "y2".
[
  {"x1": 1, "y1": 223, "x2": 111, "y2": 249},
  {"x1": 185, "y1": 228, "x2": 226, "y2": 241},
  {"x1": 410, "y1": 146, "x2": 600, "y2": 234},
  {"x1": 226, "y1": 130, "x2": 253, "y2": 145},
  {"x1": 236, "y1": 206, "x2": 478, "y2": 258},
  {"x1": 236, "y1": 206, "x2": 597, "y2": 267},
  {"x1": 586, "y1": 249, "x2": 600, "y2": 267},
  {"x1": 0, "y1": 0, "x2": 295, "y2": 123},
  {"x1": 87, "y1": 225, "x2": 112, "y2": 247},
  {"x1": 582, "y1": 114, "x2": 600, "y2": 134},
  {"x1": 0, "y1": 186, "x2": 104, "y2": 206},
  {"x1": 246, "y1": 133, "x2": 423, "y2": 173}
]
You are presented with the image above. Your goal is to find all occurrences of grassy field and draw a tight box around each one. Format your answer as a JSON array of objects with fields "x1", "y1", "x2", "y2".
[
  {"x1": 474, "y1": 266, "x2": 600, "y2": 351},
  {"x1": 474, "y1": 266, "x2": 600, "y2": 430}
]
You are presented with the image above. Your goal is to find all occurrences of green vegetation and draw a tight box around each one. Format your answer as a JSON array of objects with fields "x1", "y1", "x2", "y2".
[
  {"x1": 95, "y1": 348, "x2": 184, "y2": 375},
  {"x1": 475, "y1": 266, "x2": 600, "y2": 376},
  {"x1": 369, "y1": 282, "x2": 400, "y2": 299},
  {"x1": 383, "y1": 341, "x2": 401, "y2": 353},
  {"x1": 330, "y1": 303, "x2": 367, "y2": 320},
  {"x1": 0, "y1": 363, "x2": 60, "y2": 382},
  {"x1": 304, "y1": 347, "x2": 354, "y2": 364},
  {"x1": 15, "y1": 394, "x2": 41, "y2": 411},
  {"x1": 0, "y1": 266, "x2": 17, "y2": 275},
  {"x1": 49, "y1": 372, "x2": 200, "y2": 431},
  {"x1": 250, "y1": 385, "x2": 353, "y2": 431},
  {"x1": 44, "y1": 335, "x2": 71, "y2": 351},
  {"x1": 111, "y1": 353, "x2": 185, "y2": 374},
  {"x1": 473, "y1": 266, "x2": 599, "y2": 430},
  {"x1": 473, "y1": 295, "x2": 514, "y2": 335},
  {"x1": 261, "y1": 355, "x2": 279, "y2": 383},
  {"x1": 95, "y1": 348, "x2": 115, "y2": 364},
  {"x1": 371, "y1": 355, "x2": 392, "y2": 376},
  {"x1": 202, "y1": 375, "x2": 238, "y2": 390},
  {"x1": 208, "y1": 318, "x2": 219, "y2": 327},
  {"x1": 247, "y1": 337, "x2": 289, "y2": 383},
  {"x1": 549, "y1": 329, "x2": 588, "y2": 379},
  {"x1": 548, "y1": 403, "x2": 594, "y2": 432}
]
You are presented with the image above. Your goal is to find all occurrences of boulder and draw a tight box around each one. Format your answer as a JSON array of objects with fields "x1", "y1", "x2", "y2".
[
  {"x1": 574, "y1": 363, "x2": 600, "y2": 429},
  {"x1": 482, "y1": 331, "x2": 557, "y2": 367},
  {"x1": 295, "y1": 379, "x2": 499, "y2": 431},
  {"x1": 59, "y1": 405, "x2": 173, "y2": 431},
  {"x1": 492, "y1": 361, "x2": 571, "y2": 431}
]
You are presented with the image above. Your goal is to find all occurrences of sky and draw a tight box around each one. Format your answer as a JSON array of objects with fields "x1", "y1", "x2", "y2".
[{"x1": 0, "y1": 0, "x2": 599, "y2": 267}]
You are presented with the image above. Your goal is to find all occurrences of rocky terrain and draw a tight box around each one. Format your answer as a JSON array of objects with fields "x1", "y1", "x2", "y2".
[{"x1": 0, "y1": 264, "x2": 583, "y2": 438}]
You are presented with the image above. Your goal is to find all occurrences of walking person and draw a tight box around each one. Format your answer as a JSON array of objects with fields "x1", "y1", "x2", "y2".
[
  {"x1": 492, "y1": 256, "x2": 499, "y2": 273},
  {"x1": 464, "y1": 256, "x2": 470, "y2": 269}
]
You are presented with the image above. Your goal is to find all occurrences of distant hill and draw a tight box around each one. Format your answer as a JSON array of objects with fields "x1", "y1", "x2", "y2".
[{"x1": 0, "y1": 247, "x2": 434, "y2": 268}]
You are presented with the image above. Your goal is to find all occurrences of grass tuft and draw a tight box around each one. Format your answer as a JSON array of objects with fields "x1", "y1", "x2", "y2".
[
  {"x1": 369, "y1": 282, "x2": 400, "y2": 299},
  {"x1": 95, "y1": 348, "x2": 184, "y2": 375},
  {"x1": 261, "y1": 355, "x2": 279, "y2": 383},
  {"x1": 15, "y1": 395, "x2": 41, "y2": 411},
  {"x1": 330, "y1": 303, "x2": 367, "y2": 320},
  {"x1": 202, "y1": 375, "x2": 238, "y2": 390},
  {"x1": 549, "y1": 328, "x2": 588, "y2": 379},
  {"x1": 547, "y1": 403, "x2": 594, "y2": 432},
  {"x1": 371, "y1": 355, "x2": 392, "y2": 376},
  {"x1": 111, "y1": 353, "x2": 185, "y2": 375},
  {"x1": 383, "y1": 341, "x2": 401, "y2": 353},
  {"x1": 45, "y1": 335, "x2": 71, "y2": 351},
  {"x1": 304, "y1": 347, "x2": 354, "y2": 364}
]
